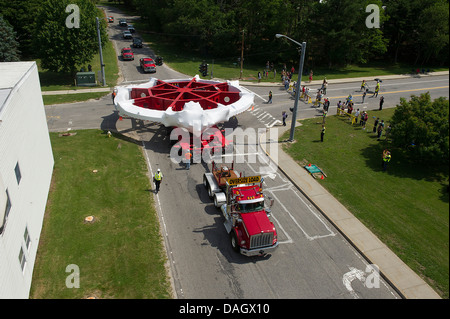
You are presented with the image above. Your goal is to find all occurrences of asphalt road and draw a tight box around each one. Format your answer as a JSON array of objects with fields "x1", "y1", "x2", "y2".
[
  {"x1": 244, "y1": 75, "x2": 450, "y2": 128},
  {"x1": 104, "y1": 5, "x2": 186, "y2": 83},
  {"x1": 43, "y1": 6, "x2": 449, "y2": 299}
]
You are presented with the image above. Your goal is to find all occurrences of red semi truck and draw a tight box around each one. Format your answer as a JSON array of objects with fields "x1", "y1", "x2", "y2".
[{"x1": 204, "y1": 168, "x2": 278, "y2": 256}]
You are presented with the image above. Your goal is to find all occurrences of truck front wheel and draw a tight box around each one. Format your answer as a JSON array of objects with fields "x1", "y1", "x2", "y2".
[{"x1": 230, "y1": 231, "x2": 240, "y2": 253}]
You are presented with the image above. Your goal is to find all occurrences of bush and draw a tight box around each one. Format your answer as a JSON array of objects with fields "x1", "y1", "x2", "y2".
[{"x1": 390, "y1": 93, "x2": 449, "y2": 163}]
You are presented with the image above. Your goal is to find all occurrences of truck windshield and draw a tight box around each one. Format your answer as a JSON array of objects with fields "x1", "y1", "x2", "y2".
[{"x1": 237, "y1": 201, "x2": 264, "y2": 213}]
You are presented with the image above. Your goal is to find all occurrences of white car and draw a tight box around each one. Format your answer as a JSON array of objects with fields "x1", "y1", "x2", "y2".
[{"x1": 123, "y1": 31, "x2": 132, "y2": 39}]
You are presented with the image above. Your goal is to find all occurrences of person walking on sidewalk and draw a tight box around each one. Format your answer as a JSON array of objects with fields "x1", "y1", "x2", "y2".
[{"x1": 154, "y1": 168, "x2": 163, "y2": 193}]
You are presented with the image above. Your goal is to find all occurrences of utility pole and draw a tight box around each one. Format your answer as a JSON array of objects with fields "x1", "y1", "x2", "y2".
[
  {"x1": 96, "y1": 17, "x2": 106, "y2": 86},
  {"x1": 240, "y1": 29, "x2": 244, "y2": 80},
  {"x1": 275, "y1": 34, "x2": 306, "y2": 142}
]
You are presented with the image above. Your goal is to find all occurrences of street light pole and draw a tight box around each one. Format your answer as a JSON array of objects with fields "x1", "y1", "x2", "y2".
[
  {"x1": 275, "y1": 34, "x2": 306, "y2": 142},
  {"x1": 96, "y1": 17, "x2": 106, "y2": 86}
]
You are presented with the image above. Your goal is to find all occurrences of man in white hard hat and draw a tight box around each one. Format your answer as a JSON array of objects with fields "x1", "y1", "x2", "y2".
[{"x1": 154, "y1": 168, "x2": 163, "y2": 193}]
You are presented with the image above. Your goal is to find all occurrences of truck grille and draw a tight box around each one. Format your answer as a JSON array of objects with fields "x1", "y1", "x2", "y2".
[{"x1": 250, "y1": 232, "x2": 273, "y2": 249}]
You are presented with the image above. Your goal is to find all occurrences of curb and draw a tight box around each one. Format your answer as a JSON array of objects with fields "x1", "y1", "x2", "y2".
[
  {"x1": 258, "y1": 127, "x2": 441, "y2": 299},
  {"x1": 237, "y1": 71, "x2": 449, "y2": 87},
  {"x1": 41, "y1": 88, "x2": 112, "y2": 95}
]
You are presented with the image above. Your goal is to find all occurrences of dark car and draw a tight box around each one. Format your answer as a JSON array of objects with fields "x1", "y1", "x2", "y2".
[
  {"x1": 132, "y1": 37, "x2": 143, "y2": 48},
  {"x1": 155, "y1": 56, "x2": 163, "y2": 66},
  {"x1": 121, "y1": 47, "x2": 134, "y2": 61},
  {"x1": 140, "y1": 57, "x2": 156, "y2": 73}
]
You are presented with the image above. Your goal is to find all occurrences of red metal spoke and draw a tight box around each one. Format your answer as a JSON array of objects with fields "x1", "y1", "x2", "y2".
[{"x1": 131, "y1": 78, "x2": 239, "y2": 111}]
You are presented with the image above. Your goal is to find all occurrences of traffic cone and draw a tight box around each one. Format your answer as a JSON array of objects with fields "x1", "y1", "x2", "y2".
[
  {"x1": 308, "y1": 163, "x2": 311, "y2": 167},
  {"x1": 321, "y1": 175, "x2": 324, "y2": 180},
  {"x1": 119, "y1": 116, "x2": 123, "y2": 121}
]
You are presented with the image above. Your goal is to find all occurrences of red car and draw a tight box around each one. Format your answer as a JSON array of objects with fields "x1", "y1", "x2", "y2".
[
  {"x1": 139, "y1": 57, "x2": 156, "y2": 73},
  {"x1": 121, "y1": 47, "x2": 134, "y2": 61}
]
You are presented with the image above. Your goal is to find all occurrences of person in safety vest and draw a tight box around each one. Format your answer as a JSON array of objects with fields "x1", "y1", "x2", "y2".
[
  {"x1": 382, "y1": 149, "x2": 391, "y2": 171},
  {"x1": 360, "y1": 80, "x2": 366, "y2": 91},
  {"x1": 154, "y1": 168, "x2": 163, "y2": 193},
  {"x1": 185, "y1": 151, "x2": 192, "y2": 170},
  {"x1": 373, "y1": 82, "x2": 380, "y2": 97}
]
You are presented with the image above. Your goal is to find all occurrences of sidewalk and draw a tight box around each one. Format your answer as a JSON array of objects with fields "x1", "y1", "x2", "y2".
[
  {"x1": 40, "y1": 71, "x2": 448, "y2": 95},
  {"x1": 41, "y1": 87, "x2": 112, "y2": 95},
  {"x1": 259, "y1": 127, "x2": 441, "y2": 299},
  {"x1": 239, "y1": 70, "x2": 449, "y2": 87}
]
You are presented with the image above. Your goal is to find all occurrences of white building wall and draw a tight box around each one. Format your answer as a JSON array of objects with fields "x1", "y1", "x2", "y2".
[{"x1": 0, "y1": 62, "x2": 54, "y2": 298}]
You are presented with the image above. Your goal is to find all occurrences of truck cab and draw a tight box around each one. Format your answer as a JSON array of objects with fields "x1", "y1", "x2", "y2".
[{"x1": 219, "y1": 177, "x2": 278, "y2": 256}]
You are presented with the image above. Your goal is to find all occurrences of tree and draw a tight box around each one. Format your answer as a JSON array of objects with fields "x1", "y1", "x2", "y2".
[
  {"x1": 0, "y1": 14, "x2": 20, "y2": 62},
  {"x1": 0, "y1": 0, "x2": 41, "y2": 59},
  {"x1": 33, "y1": 0, "x2": 108, "y2": 73},
  {"x1": 383, "y1": 0, "x2": 449, "y2": 66},
  {"x1": 390, "y1": 93, "x2": 449, "y2": 162},
  {"x1": 417, "y1": 0, "x2": 449, "y2": 65},
  {"x1": 306, "y1": 0, "x2": 388, "y2": 67}
]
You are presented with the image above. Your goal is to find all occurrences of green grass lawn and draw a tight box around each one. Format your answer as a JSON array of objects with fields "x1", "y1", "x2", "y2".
[
  {"x1": 281, "y1": 108, "x2": 449, "y2": 298},
  {"x1": 30, "y1": 130, "x2": 171, "y2": 299}
]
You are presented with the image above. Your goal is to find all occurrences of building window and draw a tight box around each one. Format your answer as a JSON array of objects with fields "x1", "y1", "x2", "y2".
[
  {"x1": 24, "y1": 227, "x2": 31, "y2": 250},
  {"x1": 0, "y1": 189, "x2": 11, "y2": 235},
  {"x1": 15, "y1": 162, "x2": 21, "y2": 185},
  {"x1": 19, "y1": 247, "x2": 27, "y2": 272}
]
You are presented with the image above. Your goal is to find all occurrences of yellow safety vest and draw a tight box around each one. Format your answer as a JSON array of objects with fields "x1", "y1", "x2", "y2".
[{"x1": 155, "y1": 173, "x2": 162, "y2": 181}]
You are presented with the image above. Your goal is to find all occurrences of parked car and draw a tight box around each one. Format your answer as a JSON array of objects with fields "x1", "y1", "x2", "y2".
[
  {"x1": 119, "y1": 18, "x2": 127, "y2": 27},
  {"x1": 140, "y1": 57, "x2": 156, "y2": 73},
  {"x1": 155, "y1": 56, "x2": 163, "y2": 66},
  {"x1": 132, "y1": 37, "x2": 143, "y2": 48},
  {"x1": 121, "y1": 47, "x2": 134, "y2": 61},
  {"x1": 127, "y1": 25, "x2": 135, "y2": 33},
  {"x1": 123, "y1": 31, "x2": 133, "y2": 39}
]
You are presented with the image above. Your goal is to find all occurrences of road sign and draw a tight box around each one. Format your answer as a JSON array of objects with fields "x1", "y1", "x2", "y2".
[{"x1": 227, "y1": 175, "x2": 261, "y2": 186}]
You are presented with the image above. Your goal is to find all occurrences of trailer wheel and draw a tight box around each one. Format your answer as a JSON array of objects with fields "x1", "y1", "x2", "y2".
[
  {"x1": 214, "y1": 194, "x2": 220, "y2": 207},
  {"x1": 230, "y1": 231, "x2": 240, "y2": 253},
  {"x1": 203, "y1": 175, "x2": 207, "y2": 187},
  {"x1": 208, "y1": 186, "x2": 213, "y2": 199}
]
